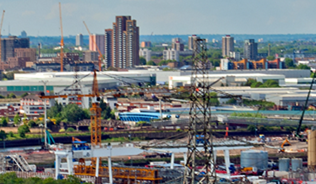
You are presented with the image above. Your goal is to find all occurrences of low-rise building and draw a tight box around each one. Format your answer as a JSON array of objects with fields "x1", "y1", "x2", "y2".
[{"x1": 20, "y1": 94, "x2": 52, "y2": 115}]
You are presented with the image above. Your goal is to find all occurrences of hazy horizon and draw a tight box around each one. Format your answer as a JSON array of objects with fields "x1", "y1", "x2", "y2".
[{"x1": 1, "y1": 0, "x2": 316, "y2": 36}]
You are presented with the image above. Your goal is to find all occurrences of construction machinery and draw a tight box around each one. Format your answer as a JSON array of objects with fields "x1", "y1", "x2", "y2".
[
  {"x1": 83, "y1": 21, "x2": 102, "y2": 71},
  {"x1": 59, "y1": 2, "x2": 64, "y2": 72},
  {"x1": 0, "y1": 10, "x2": 5, "y2": 62},
  {"x1": 278, "y1": 139, "x2": 291, "y2": 153}
]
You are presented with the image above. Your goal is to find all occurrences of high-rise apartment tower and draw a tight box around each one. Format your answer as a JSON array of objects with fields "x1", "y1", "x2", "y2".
[
  {"x1": 76, "y1": 33, "x2": 83, "y2": 46},
  {"x1": 244, "y1": 39, "x2": 258, "y2": 60},
  {"x1": 222, "y1": 35, "x2": 234, "y2": 57},
  {"x1": 105, "y1": 16, "x2": 139, "y2": 68}
]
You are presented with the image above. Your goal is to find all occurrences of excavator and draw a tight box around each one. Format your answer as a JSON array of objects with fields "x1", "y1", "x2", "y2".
[{"x1": 278, "y1": 138, "x2": 291, "y2": 153}]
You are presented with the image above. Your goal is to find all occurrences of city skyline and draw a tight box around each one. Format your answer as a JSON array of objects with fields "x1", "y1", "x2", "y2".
[{"x1": 1, "y1": 0, "x2": 316, "y2": 36}]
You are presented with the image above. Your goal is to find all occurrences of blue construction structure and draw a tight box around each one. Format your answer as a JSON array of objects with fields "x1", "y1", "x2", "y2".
[
  {"x1": 72, "y1": 140, "x2": 90, "y2": 151},
  {"x1": 118, "y1": 112, "x2": 171, "y2": 122}
]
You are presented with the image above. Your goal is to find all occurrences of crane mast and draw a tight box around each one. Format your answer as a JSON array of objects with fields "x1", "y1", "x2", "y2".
[
  {"x1": 59, "y1": 2, "x2": 64, "y2": 72},
  {"x1": 83, "y1": 21, "x2": 102, "y2": 71},
  {"x1": 0, "y1": 10, "x2": 5, "y2": 62}
]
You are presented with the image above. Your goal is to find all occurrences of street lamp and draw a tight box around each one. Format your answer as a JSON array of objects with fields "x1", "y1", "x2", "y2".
[
  {"x1": 107, "y1": 143, "x2": 113, "y2": 184},
  {"x1": 39, "y1": 123, "x2": 44, "y2": 149}
]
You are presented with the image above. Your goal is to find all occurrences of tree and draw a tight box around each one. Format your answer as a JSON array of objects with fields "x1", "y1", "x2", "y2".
[
  {"x1": 61, "y1": 104, "x2": 90, "y2": 123},
  {"x1": 311, "y1": 72, "x2": 316, "y2": 78},
  {"x1": 285, "y1": 58, "x2": 294, "y2": 68},
  {"x1": 0, "y1": 117, "x2": 8, "y2": 127},
  {"x1": 20, "y1": 92, "x2": 28, "y2": 98},
  {"x1": 297, "y1": 64, "x2": 310, "y2": 70},
  {"x1": 100, "y1": 99, "x2": 115, "y2": 120},
  {"x1": 28, "y1": 120, "x2": 37, "y2": 128},
  {"x1": 18, "y1": 125, "x2": 30, "y2": 138},
  {"x1": 0, "y1": 130, "x2": 6, "y2": 141},
  {"x1": 146, "y1": 60, "x2": 156, "y2": 66},
  {"x1": 66, "y1": 127, "x2": 75, "y2": 132},
  {"x1": 47, "y1": 102, "x2": 63, "y2": 118},
  {"x1": 158, "y1": 60, "x2": 169, "y2": 66},
  {"x1": 7, "y1": 93, "x2": 16, "y2": 98},
  {"x1": 247, "y1": 125, "x2": 256, "y2": 132},
  {"x1": 106, "y1": 66, "x2": 118, "y2": 71},
  {"x1": 139, "y1": 56, "x2": 146, "y2": 65},
  {"x1": 266, "y1": 56, "x2": 275, "y2": 61},
  {"x1": 209, "y1": 92, "x2": 219, "y2": 106},
  {"x1": 245, "y1": 78, "x2": 257, "y2": 86},
  {"x1": 13, "y1": 114, "x2": 21, "y2": 125}
]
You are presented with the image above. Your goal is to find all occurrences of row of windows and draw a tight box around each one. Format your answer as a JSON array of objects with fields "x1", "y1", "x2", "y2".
[{"x1": 6, "y1": 86, "x2": 54, "y2": 92}]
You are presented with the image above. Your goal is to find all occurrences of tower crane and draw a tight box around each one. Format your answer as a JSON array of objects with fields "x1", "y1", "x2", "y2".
[
  {"x1": 59, "y1": 2, "x2": 64, "y2": 72},
  {"x1": 0, "y1": 10, "x2": 5, "y2": 62},
  {"x1": 83, "y1": 21, "x2": 102, "y2": 71}
]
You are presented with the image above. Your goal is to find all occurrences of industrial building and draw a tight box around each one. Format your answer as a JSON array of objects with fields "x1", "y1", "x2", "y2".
[{"x1": 168, "y1": 73, "x2": 286, "y2": 89}]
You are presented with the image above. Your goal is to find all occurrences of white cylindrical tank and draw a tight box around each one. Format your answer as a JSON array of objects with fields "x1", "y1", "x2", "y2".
[
  {"x1": 240, "y1": 150, "x2": 268, "y2": 170},
  {"x1": 279, "y1": 158, "x2": 290, "y2": 171},
  {"x1": 291, "y1": 158, "x2": 303, "y2": 171}
]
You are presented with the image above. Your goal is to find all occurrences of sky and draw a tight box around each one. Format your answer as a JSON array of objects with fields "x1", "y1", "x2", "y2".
[{"x1": 1, "y1": 0, "x2": 316, "y2": 36}]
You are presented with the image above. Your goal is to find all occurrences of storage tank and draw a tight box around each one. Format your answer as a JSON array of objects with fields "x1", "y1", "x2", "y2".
[
  {"x1": 279, "y1": 158, "x2": 290, "y2": 171},
  {"x1": 291, "y1": 158, "x2": 303, "y2": 171},
  {"x1": 240, "y1": 150, "x2": 268, "y2": 170}
]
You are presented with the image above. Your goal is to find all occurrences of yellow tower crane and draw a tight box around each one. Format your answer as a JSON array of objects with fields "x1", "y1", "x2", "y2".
[
  {"x1": 59, "y1": 2, "x2": 64, "y2": 72},
  {"x1": 0, "y1": 10, "x2": 5, "y2": 62}
]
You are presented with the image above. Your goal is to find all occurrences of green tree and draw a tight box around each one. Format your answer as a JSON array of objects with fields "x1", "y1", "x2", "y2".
[
  {"x1": 285, "y1": 58, "x2": 294, "y2": 68},
  {"x1": 0, "y1": 117, "x2": 8, "y2": 127},
  {"x1": 266, "y1": 55, "x2": 275, "y2": 61},
  {"x1": 0, "y1": 130, "x2": 6, "y2": 141},
  {"x1": 100, "y1": 99, "x2": 115, "y2": 120},
  {"x1": 61, "y1": 104, "x2": 90, "y2": 123},
  {"x1": 158, "y1": 60, "x2": 169, "y2": 66},
  {"x1": 209, "y1": 92, "x2": 219, "y2": 106},
  {"x1": 20, "y1": 92, "x2": 29, "y2": 98},
  {"x1": 139, "y1": 56, "x2": 146, "y2": 65},
  {"x1": 247, "y1": 125, "x2": 256, "y2": 132},
  {"x1": 28, "y1": 120, "x2": 37, "y2": 128},
  {"x1": 47, "y1": 102, "x2": 63, "y2": 118},
  {"x1": 13, "y1": 114, "x2": 21, "y2": 125},
  {"x1": 311, "y1": 72, "x2": 316, "y2": 78},
  {"x1": 245, "y1": 78, "x2": 257, "y2": 86},
  {"x1": 0, "y1": 95, "x2": 5, "y2": 99},
  {"x1": 7, "y1": 93, "x2": 16, "y2": 98},
  {"x1": 18, "y1": 125, "x2": 30, "y2": 138},
  {"x1": 296, "y1": 64, "x2": 310, "y2": 70},
  {"x1": 251, "y1": 82, "x2": 263, "y2": 88},
  {"x1": 226, "y1": 98, "x2": 237, "y2": 104},
  {"x1": 66, "y1": 127, "x2": 75, "y2": 132},
  {"x1": 146, "y1": 60, "x2": 156, "y2": 66}
]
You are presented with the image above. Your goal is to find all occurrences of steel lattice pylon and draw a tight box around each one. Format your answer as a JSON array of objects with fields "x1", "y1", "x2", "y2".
[{"x1": 184, "y1": 38, "x2": 216, "y2": 183}]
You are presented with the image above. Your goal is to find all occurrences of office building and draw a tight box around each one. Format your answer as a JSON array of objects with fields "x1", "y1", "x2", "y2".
[
  {"x1": 141, "y1": 41, "x2": 151, "y2": 48},
  {"x1": 105, "y1": 29, "x2": 113, "y2": 68},
  {"x1": 106, "y1": 16, "x2": 139, "y2": 68},
  {"x1": 1, "y1": 36, "x2": 30, "y2": 62},
  {"x1": 244, "y1": 39, "x2": 258, "y2": 60},
  {"x1": 89, "y1": 34, "x2": 105, "y2": 55},
  {"x1": 188, "y1": 35, "x2": 199, "y2": 50},
  {"x1": 172, "y1": 38, "x2": 184, "y2": 51},
  {"x1": 222, "y1": 35, "x2": 234, "y2": 57},
  {"x1": 21, "y1": 31, "x2": 27, "y2": 38},
  {"x1": 139, "y1": 48, "x2": 152, "y2": 62},
  {"x1": 163, "y1": 49, "x2": 179, "y2": 62},
  {"x1": 76, "y1": 33, "x2": 83, "y2": 46}
]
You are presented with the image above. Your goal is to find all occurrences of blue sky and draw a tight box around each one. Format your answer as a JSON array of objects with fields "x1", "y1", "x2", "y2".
[{"x1": 1, "y1": 0, "x2": 316, "y2": 36}]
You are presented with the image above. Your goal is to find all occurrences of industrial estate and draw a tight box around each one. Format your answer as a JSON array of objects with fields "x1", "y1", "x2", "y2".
[{"x1": 2, "y1": 1, "x2": 316, "y2": 184}]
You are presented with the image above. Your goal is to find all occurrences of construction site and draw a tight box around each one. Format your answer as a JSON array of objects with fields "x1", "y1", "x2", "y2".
[{"x1": 1, "y1": 4, "x2": 316, "y2": 184}]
